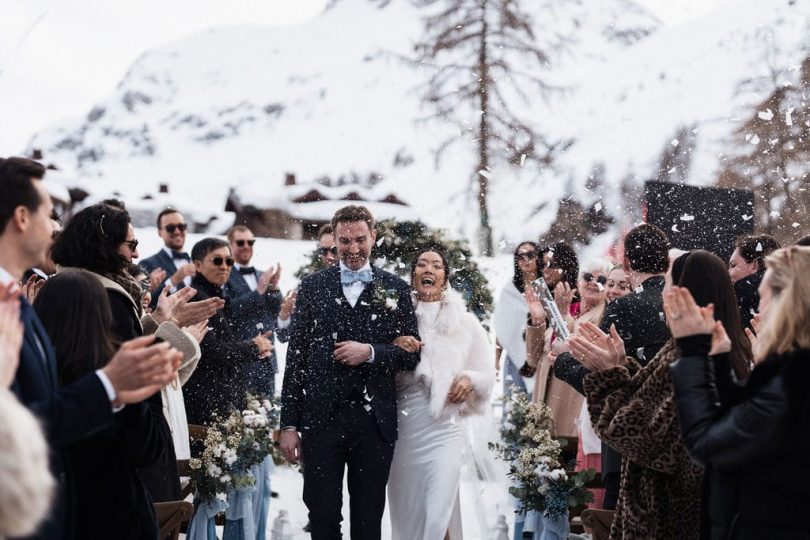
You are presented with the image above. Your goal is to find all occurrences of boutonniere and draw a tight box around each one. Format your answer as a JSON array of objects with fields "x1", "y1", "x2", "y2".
[{"x1": 373, "y1": 284, "x2": 400, "y2": 312}]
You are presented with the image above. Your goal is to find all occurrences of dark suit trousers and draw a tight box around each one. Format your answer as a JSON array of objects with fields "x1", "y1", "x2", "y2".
[{"x1": 301, "y1": 400, "x2": 395, "y2": 540}]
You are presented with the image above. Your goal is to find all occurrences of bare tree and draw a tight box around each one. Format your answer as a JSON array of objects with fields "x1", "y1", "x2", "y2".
[{"x1": 413, "y1": 0, "x2": 572, "y2": 255}]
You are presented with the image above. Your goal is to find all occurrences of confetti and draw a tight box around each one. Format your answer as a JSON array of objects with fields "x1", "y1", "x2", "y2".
[
  {"x1": 750, "y1": 134, "x2": 760, "y2": 145},
  {"x1": 786, "y1": 108, "x2": 795, "y2": 126},
  {"x1": 520, "y1": 154, "x2": 527, "y2": 167},
  {"x1": 755, "y1": 242, "x2": 763, "y2": 252},
  {"x1": 594, "y1": 202, "x2": 603, "y2": 212},
  {"x1": 680, "y1": 214, "x2": 695, "y2": 222},
  {"x1": 478, "y1": 169, "x2": 491, "y2": 179},
  {"x1": 670, "y1": 139, "x2": 679, "y2": 147},
  {"x1": 758, "y1": 109, "x2": 774, "y2": 121}
]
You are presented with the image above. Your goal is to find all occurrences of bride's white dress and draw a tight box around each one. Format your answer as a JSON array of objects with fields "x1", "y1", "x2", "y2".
[{"x1": 387, "y1": 295, "x2": 493, "y2": 540}]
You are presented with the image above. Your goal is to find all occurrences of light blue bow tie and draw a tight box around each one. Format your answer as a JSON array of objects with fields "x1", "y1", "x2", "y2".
[{"x1": 341, "y1": 268, "x2": 373, "y2": 285}]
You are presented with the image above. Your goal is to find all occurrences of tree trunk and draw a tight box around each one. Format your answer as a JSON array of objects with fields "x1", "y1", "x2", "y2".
[{"x1": 476, "y1": 0, "x2": 493, "y2": 256}]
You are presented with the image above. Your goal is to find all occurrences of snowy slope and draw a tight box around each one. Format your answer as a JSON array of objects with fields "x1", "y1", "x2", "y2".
[{"x1": 29, "y1": 0, "x2": 658, "y2": 247}]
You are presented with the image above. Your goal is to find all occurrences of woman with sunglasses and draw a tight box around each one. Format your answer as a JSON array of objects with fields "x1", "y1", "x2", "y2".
[
  {"x1": 493, "y1": 242, "x2": 541, "y2": 403},
  {"x1": 183, "y1": 237, "x2": 275, "y2": 425},
  {"x1": 51, "y1": 202, "x2": 217, "y2": 503}
]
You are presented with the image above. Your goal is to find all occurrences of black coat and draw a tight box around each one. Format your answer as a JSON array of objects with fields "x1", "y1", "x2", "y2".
[
  {"x1": 182, "y1": 274, "x2": 259, "y2": 424},
  {"x1": 733, "y1": 270, "x2": 763, "y2": 331},
  {"x1": 672, "y1": 336, "x2": 810, "y2": 539},
  {"x1": 12, "y1": 298, "x2": 113, "y2": 540},
  {"x1": 105, "y1": 286, "x2": 181, "y2": 503},
  {"x1": 66, "y1": 402, "x2": 162, "y2": 539},
  {"x1": 223, "y1": 268, "x2": 287, "y2": 396},
  {"x1": 554, "y1": 275, "x2": 669, "y2": 488},
  {"x1": 280, "y1": 265, "x2": 420, "y2": 443}
]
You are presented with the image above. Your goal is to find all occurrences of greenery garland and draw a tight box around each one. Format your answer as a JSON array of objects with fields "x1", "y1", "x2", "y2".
[{"x1": 295, "y1": 219, "x2": 493, "y2": 322}]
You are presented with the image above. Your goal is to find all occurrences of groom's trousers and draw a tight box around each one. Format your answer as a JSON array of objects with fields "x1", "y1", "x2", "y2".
[{"x1": 301, "y1": 397, "x2": 395, "y2": 540}]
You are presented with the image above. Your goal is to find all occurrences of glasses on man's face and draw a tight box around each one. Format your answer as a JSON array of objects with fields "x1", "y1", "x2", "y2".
[
  {"x1": 319, "y1": 246, "x2": 338, "y2": 256},
  {"x1": 123, "y1": 239, "x2": 139, "y2": 251},
  {"x1": 235, "y1": 239, "x2": 256, "y2": 247},
  {"x1": 163, "y1": 223, "x2": 188, "y2": 234},
  {"x1": 210, "y1": 256, "x2": 235, "y2": 267},
  {"x1": 582, "y1": 272, "x2": 607, "y2": 286},
  {"x1": 516, "y1": 251, "x2": 537, "y2": 261}
]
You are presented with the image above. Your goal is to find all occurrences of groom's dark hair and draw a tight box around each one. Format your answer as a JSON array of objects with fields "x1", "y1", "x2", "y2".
[{"x1": 331, "y1": 205, "x2": 375, "y2": 232}]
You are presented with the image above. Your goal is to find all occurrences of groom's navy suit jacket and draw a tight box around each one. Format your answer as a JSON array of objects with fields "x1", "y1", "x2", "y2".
[
  {"x1": 11, "y1": 298, "x2": 113, "y2": 540},
  {"x1": 281, "y1": 265, "x2": 420, "y2": 442}
]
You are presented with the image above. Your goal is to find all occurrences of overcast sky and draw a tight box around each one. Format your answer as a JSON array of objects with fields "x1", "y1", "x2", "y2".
[{"x1": 0, "y1": 0, "x2": 717, "y2": 154}]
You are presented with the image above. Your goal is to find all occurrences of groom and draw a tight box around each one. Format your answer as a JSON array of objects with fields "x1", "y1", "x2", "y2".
[{"x1": 280, "y1": 205, "x2": 420, "y2": 540}]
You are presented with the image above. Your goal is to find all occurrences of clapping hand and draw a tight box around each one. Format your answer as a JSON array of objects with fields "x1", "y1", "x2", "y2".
[
  {"x1": 148, "y1": 268, "x2": 166, "y2": 291},
  {"x1": 393, "y1": 336, "x2": 423, "y2": 353},
  {"x1": 279, "y1": 289, "x2": 297, "y2": 321},
  {"x1": 183, "y1": 320, "x2": 210, "y2": 344},
  {"x1": 252, "y1": 331, "x2": 274, "y2": 359},
  {"x1": 153, "y1": 286, "x2": 225, "y2": 327},
  {"x1": 568, "y1": 321, "x2": 627, "y2": 371},
  {"x1": 662, "y1": 286, "x2": 715, "y2": 338},
  {"x1": 0, "y1": 291, "x2": 23, "y2": 388},
  {"x1": 257, "y1": 264, "x2": 281, "y2": 295},
  {"x1": 19, "y1": 275, "x2": 45, "y2": 304},
  {"x1": 524, "y1": 286, "x2": 547, "y2": 328},
  {"x1": 101, "y1": 336, "x2": 183, "y2": 405},
  {"x1": 744, "y1": 313, "x2": 761, "y2": 352},
  {"x1": 447, "y1": 375, "x2": 473, "y2": 403},
  {"x1": 709, "y1": 321, "x2": 732, "y2": 356},
  {"x1": 553, "y1": 281, "x2": 576, "y2": 316}
]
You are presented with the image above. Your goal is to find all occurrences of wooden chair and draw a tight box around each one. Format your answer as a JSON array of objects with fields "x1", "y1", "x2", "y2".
[
  {"x1": 154, "y1": 501, "x2": 194, "y2": 540},
  {"x1": 580, "y1": 509, "x2": 615, "y2": 540}
]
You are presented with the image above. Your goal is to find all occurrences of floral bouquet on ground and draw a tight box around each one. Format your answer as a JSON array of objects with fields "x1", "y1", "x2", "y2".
[{"x1": 489, "y1": 390, "x2": 595, "y2": 520}]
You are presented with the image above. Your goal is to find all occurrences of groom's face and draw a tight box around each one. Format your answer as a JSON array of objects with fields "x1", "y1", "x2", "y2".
[{"x1": 335, "y1": 220, "x2": 376, "y2": 271}]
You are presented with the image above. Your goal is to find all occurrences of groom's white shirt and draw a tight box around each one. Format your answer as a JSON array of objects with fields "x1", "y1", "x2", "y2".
[{"x1": 339, "y1": 261, "x2": 376, "y2": 364}]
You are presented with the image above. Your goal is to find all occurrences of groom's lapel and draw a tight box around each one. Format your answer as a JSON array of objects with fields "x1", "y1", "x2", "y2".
[
  {"x1": 326, "y1": 265, "x2": 350, "y2": 309},
  {"x1": 356, "y1": 267, "x2": 382, "y2": 308}
]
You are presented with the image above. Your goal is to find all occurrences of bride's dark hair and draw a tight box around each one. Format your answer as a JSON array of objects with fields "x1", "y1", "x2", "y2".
[{"x1": 410, "y1": 246, "x2": 450, "y2": 287}]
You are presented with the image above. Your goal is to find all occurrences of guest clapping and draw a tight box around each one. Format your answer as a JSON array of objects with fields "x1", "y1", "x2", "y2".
[
  {"x1": 671, "y1": 246, "x2": 810, "y2": 539},
  {"x1": 183, "y1": 238, "x2": 274, "y2": 424}
]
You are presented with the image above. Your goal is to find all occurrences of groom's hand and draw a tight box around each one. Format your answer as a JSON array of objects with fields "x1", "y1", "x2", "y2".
[
  {"x1": 334, "y1": 341, "x2": 373, "y2": 366},
  {"x1": 280, "y1": 430, "x2": 302, "y2": 464}
]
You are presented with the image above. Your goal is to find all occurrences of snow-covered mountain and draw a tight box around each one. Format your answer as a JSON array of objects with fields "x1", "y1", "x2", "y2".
[{"x1": 30, "y1": 0, "x2": 810, "y2": 248}]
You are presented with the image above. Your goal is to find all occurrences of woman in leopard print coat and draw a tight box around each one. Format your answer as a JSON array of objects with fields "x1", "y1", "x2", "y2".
[{"x1": 573, "y1": 251, "x2": 752, "y2": 539}]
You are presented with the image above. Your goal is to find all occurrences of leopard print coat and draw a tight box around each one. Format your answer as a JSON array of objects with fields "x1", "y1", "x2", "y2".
[{"x1": 583, "y1": 341, "x2": 704, "y2": 540}]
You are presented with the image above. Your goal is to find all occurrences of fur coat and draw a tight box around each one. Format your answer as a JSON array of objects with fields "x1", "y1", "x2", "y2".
[{"x1": 412, "y1": 289, "x2": 494, "y2": 420}]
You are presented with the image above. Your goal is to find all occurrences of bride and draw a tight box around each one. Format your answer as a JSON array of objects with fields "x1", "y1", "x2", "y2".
[{"x1": 387, "y1": 248, "x2": 494, "y2": 539}]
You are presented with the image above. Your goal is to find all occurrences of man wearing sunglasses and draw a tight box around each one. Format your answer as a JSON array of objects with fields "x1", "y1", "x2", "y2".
[
  {"x1": 139, "y1": 209, "x2": 196, "y2": 305},
  {"x1": 318, "y1": 224, "x2": 339, "y2": 267},
  {"x1": 224, "y1": 225, "x2": 296, "y2": 397}
]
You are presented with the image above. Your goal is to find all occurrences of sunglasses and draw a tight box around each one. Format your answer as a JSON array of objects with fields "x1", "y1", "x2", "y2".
[
  {"x1": 210, "y1": 256, "x2": 235, "y2": 267},
  {"x1": 123, "y1": 239, "x2": 139, "y2": 251},
  {"x1": 319, "y1": 246, "x2": 338, "y2": 256},
  {"x1": 163, "y1": 223, "x2": 188, "y2": 234},
  {"x1": 516, "y1": 251, "x2": 537, "y2": 261},
  {"x1": 582, "y1": 272, "x2": 607, "y2": 285},
  {"x1": 235, "y1": 239, "x2": 256, "y2": 247}
]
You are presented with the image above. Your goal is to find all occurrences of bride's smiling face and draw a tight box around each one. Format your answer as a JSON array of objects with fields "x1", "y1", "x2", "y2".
[{"x1": 412, "y1": 251, "x2": 447, "y2": 301}]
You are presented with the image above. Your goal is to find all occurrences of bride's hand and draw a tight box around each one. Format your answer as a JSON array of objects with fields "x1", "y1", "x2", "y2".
[
  {"x1": 447, "y1": 375, "x2": 473, "y2": 403},
  {"x1": 393, "y1": 336, "x2": 423, "y2": 353}
]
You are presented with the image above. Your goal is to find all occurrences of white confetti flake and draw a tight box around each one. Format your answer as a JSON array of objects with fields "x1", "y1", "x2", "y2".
[
  {"x1": 478, "y1": 169, "x2": 491, "y2": 179},
  {"x1": 363, "y1": 404, "x2": 372, "y2": 412},
  {"x1": 670, "y1": 139, "x2": 679, "y2": 147},
  {"x1": 332, "y1": 332, "x2": 338, "y2": 340},
  {"x1": 742, "y1": 214, "x2": 753, "y2": 221},
  {"x1": 793, "y1": 222, "x2": 801, "y2": 228},
  {"x1": 680, "y1": 214, "x2": 695, "y2": 222},
  {"x1": 401, "y1": 410, "x2": 409, "y2": 416},
  {"x1": 335, "y1": 298, "x2": 342, "y2": 304},
  {"x1": 750, "y1": 134, "x2": 760, "y2": 145},
  {"x1": 371, "y1": 314, "x2": 378, "y2": 321},
  {"x1": 520, "y1": 154, "x2": 527, "y2": 167},
  {"x1": 376, "y1": 238, "x2": 384, "y2": 247},
  {"x1": 671, "y1": 224, "x2": 680, "y2": 233},
  {"x1": 594, "y1": 202, "x2": 603, "y2": 212},
  {"x1": 786, "y1": 108, "x2": 795, "y2": 126},
  {"x1": 758, "y1": 109, "x2": 774, "y2": 121}
]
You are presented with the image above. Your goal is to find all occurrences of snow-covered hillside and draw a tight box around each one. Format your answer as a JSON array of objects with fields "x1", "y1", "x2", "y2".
[
  {"x1": 28, "y1": 0, "x2": 660, "y2": 246},
  {"x1": 33, "y1": 0, "x2": 810, "y2": 249}
]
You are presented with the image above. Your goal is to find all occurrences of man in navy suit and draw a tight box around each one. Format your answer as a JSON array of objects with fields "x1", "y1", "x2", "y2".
[
  {"x1": 139, "y1": 208, "x2": 197, "y2": 305},
  {"x1": 280, "y1": 205, "x2": 420, "y2": 540},
  {"x1": 0, "y1": 157, "x2": 182, "y2": 540},
  {"x1": 224, "y1": 225, "x2": 296, "y2": 396}
]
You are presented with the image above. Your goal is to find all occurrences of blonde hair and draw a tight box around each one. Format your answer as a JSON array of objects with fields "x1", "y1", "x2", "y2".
[
  {"x1": 755, "y1": 246, "x2": 810, "y2": 359},
  {"x1": 0, "y1": 390, "x2": 54, "y2": 537}
]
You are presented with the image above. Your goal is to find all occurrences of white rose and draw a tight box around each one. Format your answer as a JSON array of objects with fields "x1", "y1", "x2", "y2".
[
  {"x1": 215, "y1": 492, "x2": 227, "y2": 502},
  {"x1": 220, "y1": 474, "x2": 231, "y2": 483},
  {"x1": 385, "y1": 298, "x2": 398, "y2": 311},
  {"x1": 207, "y1": 464, "x2": 222, "y2": 478}
]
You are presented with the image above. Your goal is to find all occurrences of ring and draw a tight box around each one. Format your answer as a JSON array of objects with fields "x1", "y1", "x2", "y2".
[{"x1": 671, "y1": 313, "x2": 682, "y2": 320}]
